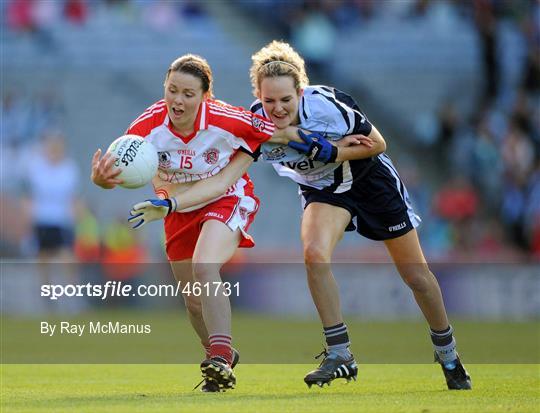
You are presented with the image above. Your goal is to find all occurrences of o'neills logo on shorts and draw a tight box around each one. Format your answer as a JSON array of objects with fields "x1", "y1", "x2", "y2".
[
  {"x1": 203, "y1": 148, "x2": 219, "y2": 165},
  {"x1": 252, "y1": 117, "x2": 265, "y2": 132},
  {"x1": 205, "y1": 212, "x2": 224, "y2": 219},
  {"x1": 388, "y1": 222, "x2": 407, "y2": 232}
]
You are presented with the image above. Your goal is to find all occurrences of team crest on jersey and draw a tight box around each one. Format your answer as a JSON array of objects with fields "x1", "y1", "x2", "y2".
[
  {"x1": 158, "y1": 151, "x2": 171, "y2": 168},
  {"x1": 203, "y1": 148, "x2": 220, "y2": 165},
  {"x1": 252, "y1": 117, "x2": 265, "y2": 132},
  {"x1": 239, "y1": 207, "x2": 248, "y2": 220},
  {"x1": 263, "y1": 146, "x2": 287, "y2": 161}
]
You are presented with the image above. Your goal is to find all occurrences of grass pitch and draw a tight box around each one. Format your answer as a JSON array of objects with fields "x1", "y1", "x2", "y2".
[
  {"x1": 1, "y1": 364, "x2": 539, "y2": 413},
  {"x1": 2, "y1": 313, "x2": 539, "y2": 412}
]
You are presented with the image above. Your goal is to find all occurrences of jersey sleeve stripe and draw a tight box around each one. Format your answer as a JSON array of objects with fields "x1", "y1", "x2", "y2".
[
  {"x1": 132, "y1": 101, "x2": 166, "y2": 122},
  {"x1": 141, "y1": 101, "x2": 166, "y2": 115},
  {"x1": 209, "y1": 104, "x2": 254, "y2": 122},
  {"x1": 209, "y1": 103, "x2": 274, "y2": 128},
  {"x1": 352, "y1": 111, "x2": 369, "y2": 134},
  {"x1": 208, "y1": 102, "x2": 274, "y2": 129},
  {"x1": 301, "y1": 96, "x2": 308, "y2": 120},
  {"x1": 209, "y1": 109, "x2": 275, "y2": 136},
  {"x1": 209, "y1": 109, "x2": 274, "y2": 135},
  {"x1": 128, "y1": 107, "x2": 166, "y2": 130},
  {"x1": 207, "y1": 101, "x2": 249, "y2": 115},
  {"x1": 209, "y1": 109, "x2": 254, "y2": 127}
]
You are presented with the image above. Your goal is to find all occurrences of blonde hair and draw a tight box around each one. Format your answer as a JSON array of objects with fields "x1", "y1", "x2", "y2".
[
  {"x1": 250, "y1": 41, "x2": 309, "y2": 97},
  {"x1": 165, "y1": 54, "x2": 213, "y2": 97}
]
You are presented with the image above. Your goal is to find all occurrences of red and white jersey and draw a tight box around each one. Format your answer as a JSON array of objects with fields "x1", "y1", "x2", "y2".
[{"x1": 126, "y1": 99, "x2": 274, "y2": 200}]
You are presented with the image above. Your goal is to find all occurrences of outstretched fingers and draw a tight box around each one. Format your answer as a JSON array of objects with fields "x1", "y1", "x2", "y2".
[{"x1": 337, "y1": 134, "x2": 373, "y2": 148}]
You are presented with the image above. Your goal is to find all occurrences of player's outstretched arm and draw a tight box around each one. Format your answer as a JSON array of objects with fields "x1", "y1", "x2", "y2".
[
  {"x1": 171, "y1": 151, "x2": 254, "y2": 210},
  {"x1": 128, "y1": 151, "x2": 254, "y2": 229},
  {"x1": 268, "y1": 126, "x2": 305, "y2": 144},
  {"x1": 334, "y1": 126, "x2": 386, "y2": 162},
  {"x1": 288, "y1": 127, "x2": 386, "y2": 163},
  {"x1": 268, "y1": 126, "x2": 376, "y2": 148},
  {"x1": 91, "y1": 149, "x2": 124, "y2": 189}
]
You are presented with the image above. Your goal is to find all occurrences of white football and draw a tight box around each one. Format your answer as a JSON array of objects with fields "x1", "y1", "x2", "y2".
[{"x1": 106, "y1": 135, "x2": 158, "y2": 189}]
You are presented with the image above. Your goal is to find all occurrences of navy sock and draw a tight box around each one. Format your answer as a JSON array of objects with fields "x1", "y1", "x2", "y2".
[
  {"x1": 430, "y1": 325, "x2": 457, "y2": 366},
  {"x1": 324, "y1": 323, "x2": 352, "y2": 359}
]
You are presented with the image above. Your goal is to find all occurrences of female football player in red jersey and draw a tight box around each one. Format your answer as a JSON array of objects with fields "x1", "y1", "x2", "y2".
[
  {"x1": 136, "y1": 42, "x2": 472, "y2": 391},
  {"x1": 91, "y1": 54, "x2": 364, "y2": 392}
]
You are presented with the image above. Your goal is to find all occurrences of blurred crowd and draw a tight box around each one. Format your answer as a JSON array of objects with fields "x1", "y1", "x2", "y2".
[
  {"x1": 4, "y1": 0, "x2": 206, "y2": 36},
  {"x1": 0, "y1": 120, "x2": 150, "y2": 268},
  {"x1": 0, "y1": 88, "x2": 147, "y2": 263},
  {"x1": 2, "y1": 0, "x2": 540, "y2": 260},
  {"x1": 236, "y1": 0, "x2": 540, "y2": 258}
]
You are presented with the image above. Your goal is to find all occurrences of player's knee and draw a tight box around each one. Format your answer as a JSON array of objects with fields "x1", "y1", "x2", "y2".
[
  {"x1": 184, "y1": 296, "x2": 203, "y2": 320},
  {"x1": 401, "y1": 266, "x2": 433, "y2": 293},
  {"x1": 303, "y1": 242, "x2": 332, "y2": 265},
  {"x1": 191, "y1": 261, "x2": 220, "y2": 282}
]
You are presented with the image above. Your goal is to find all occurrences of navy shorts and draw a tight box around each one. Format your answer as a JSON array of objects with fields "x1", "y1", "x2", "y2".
[
  {"x1": 300, "y1": 155, "x2": 421, "y2": 241},
  {"x1": 34, "y1": 225, "x2": 74, "y2": 252}
]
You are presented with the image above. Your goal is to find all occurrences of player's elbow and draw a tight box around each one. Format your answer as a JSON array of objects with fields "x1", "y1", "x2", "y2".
[
  {"x1": 370, "y1": 128, "x2": 386, "y2": 155},
  {"x1": 376, "y1": 138, "x2": 386, "y2": 154}
]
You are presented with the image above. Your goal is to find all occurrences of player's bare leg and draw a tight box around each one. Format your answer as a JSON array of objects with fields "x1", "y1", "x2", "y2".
[
  {"x1": 384, "y1": 229, "x2": 471, "y2": 390},
  {"x1": 170, "y1": 259, "x2": 209, "y2": 347},
  {"x1": 301, "y1": 202, "x2": 358, "y2": 387},
  {"x1": 171, "y1": 258, "x2": 239, "y2": 392},
  {"x1": 384, "y1": 230, "x2": 448, "y2": 329},
  {"x1": 301, "y1": 202, "x2": 351, "y2": 326},
  {"x1": 191, "y1": 219, "x2": 241, "y2": 391}
]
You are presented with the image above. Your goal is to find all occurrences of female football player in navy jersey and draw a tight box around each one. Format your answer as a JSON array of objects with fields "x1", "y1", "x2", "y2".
[
  {"x1": 91, "y1": 54, "x2": 338, "y2": 392},
  {"x1": 247, "y1": 41, "x2": 471, "y2": 390},
  {"x1": 148, "y1": 42, "x2": 472, "y2": 391}
]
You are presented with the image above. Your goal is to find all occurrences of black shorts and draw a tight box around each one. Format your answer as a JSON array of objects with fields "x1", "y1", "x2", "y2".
[
  {"x1": 300, "y1": 155, "x2": 421, "y2": 241},
  {"x1": 34, "y1": 225, "x2": 74, "y2": 252}
]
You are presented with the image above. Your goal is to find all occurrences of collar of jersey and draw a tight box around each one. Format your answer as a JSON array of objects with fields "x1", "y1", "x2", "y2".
[{"x1": 165, "y1": 100, "x2": 209, "y2": 144}]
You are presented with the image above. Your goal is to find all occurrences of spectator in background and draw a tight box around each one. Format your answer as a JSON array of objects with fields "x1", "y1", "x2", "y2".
[
  {"x1": 74, "y1": 203, "x2": 101, "y2": 265},
  {"x1": 30, "y1": 89, "x2": 64, "y2": 142},
  {"x1": 143, "y1": 0, "x2": 178, "y2": 32},
  {"x1": 101, "y1": 218, "x2": 147, "y2": 306},
  {"x1": 473, "y1": 0, "x2": 500, "y2": 102},
  {"x1": 1, "y1": 90, "x2": 32, "y2": 147},
  {"x1": 24, "y1": 132, "x2": 80, "y2": 263},
  {"x1": 21, "y1": 132, "x2": 81, "y2": 311},
  {"x1": 433, "y1": 176, "x2": 479, "y2": 252},
  {"x1": 526, "y1": 161, "x2": 540, "y2": 257},
  {"x1": 29, "y1": 0, "x2": 61, "y2": 50},
  {"x1": 64, "y1": 0, "x2": 88, "y2": 26},
  {"x1": 6, "y1": 0, "x2": 35, "y2": 33},
  {"x1": 289, "y1": 2, "x2": 336, "y2": 80},
  {"x1": 470, "y1": 112, "x2": 503, "y2": 207},
  {"x1": 501, "y1": 121, "x2": 535, "y2": 183}
]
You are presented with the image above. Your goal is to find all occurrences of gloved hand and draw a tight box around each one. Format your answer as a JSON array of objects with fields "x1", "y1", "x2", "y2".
[
  {"x1": 287, "y1": 130, "x2": 338, "y2": 163},
  {"x1": 128, "y1": 198, "x2": 177, "y2": 229}
]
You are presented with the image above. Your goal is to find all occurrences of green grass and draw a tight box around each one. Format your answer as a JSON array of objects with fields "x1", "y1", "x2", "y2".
[
  {"x1": 2, "y1": 311, "x2": 539, "y2": 363},
  {"x1": 1, "y1": 364, "x2": 539, "y2": 413},
  {"x1": 2, "y1": 313, "x2": 539, "y2": 411}
]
